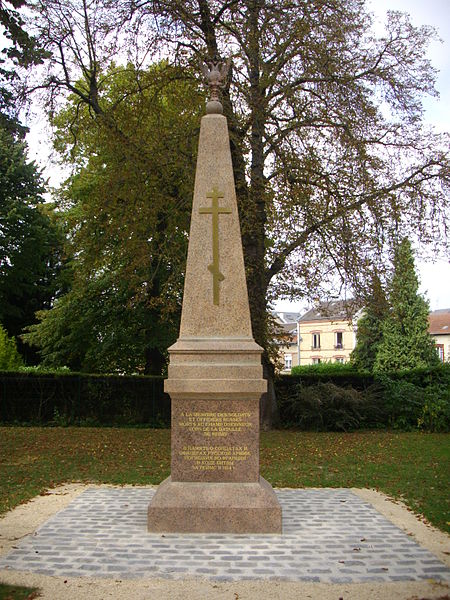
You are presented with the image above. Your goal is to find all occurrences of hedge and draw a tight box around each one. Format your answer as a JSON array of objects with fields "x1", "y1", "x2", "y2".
[
  {"x1": 0, "y1": 371, "x2": 169, "y2": 426},
  {"x1": 276, "y1": 364, "x2": 450, "y2": 432},
  {"x1": 1, "y1": 364, "x2": 449, "y2": 431},
  {"x1": 283, "y1": 364, "x2": 375, "y2": 390}
]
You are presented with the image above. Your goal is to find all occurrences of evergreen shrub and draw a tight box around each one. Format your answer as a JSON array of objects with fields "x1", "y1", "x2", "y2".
[
  {"x1": 277, "y1": 364, "x2": 450, "y2": 431},
  {"x1": 291, "y1": 363, "x2": 361, "y2": 376},
  {"x1": 419, "y1": 383, "x2": 450, "y2": 432},
  {"x1": 277, "y1": 380, "x2": 383, "y2": 431},
  {"x1": 287, "y1": 364, "x2": 374, "y2": 390},
  {"x1": 376, "y1": 364, "x2": 450, "y2": 431},
  {"x1": 375, "y1": 375, "x2": 424, "y2": 430}
]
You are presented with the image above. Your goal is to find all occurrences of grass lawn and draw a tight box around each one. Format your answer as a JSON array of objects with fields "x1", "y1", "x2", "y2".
[
  {"x1": 0, "y1": 428, "x2": 448, "y2": 533},
  {"x1": 0, "y1": 583, "x2": 39, "y2": 599}
]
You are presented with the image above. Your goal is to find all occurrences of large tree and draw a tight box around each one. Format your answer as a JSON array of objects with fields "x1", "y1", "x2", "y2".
[
  {"x1": 374, "y1": 238, "x2": 438, "y2": 372},
  {"x1": 27, "y1": 0, "x2": 449, "y2": 419},
  {"x1": 0, "y1": 124, "x2": 63, "y2": 363},
  {"x1": 0, "y1": 3, "x2": 62, "y2": 364},
  {"x1": 1, "y1": 0, "x2": 48, "y2": 132},
  {"x1": 24, "y1": 64, "x2": 204, "y2": 373}
]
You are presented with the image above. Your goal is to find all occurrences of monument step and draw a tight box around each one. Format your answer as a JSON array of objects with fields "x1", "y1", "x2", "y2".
[
  {"x1": 168, "y1": 364, "x2": 263, "y2": 380},
  {"x1": 164, "y1": 378, "x2": 267, "y2": 397},
  {"x1": 147, "y1": 476, "x2": 282, "y2": 533},
  {"x1": 168, "y1": 337, "x2": 264, "y2": 353}
]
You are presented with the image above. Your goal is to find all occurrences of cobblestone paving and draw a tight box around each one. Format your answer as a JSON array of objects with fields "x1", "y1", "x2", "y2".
[{"x1": 1, "y1": 487, "x2": 449, "y2": 583}]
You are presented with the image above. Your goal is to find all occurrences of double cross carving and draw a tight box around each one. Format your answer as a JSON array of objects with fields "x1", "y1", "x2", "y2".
[{"x1": 199, "y1": 186, "x2": 231, "y2": 306}]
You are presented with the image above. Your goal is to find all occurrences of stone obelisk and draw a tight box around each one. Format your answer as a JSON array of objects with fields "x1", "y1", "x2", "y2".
[{"x1": 147, "y1": 60, "x2": 282, "y2": 533}]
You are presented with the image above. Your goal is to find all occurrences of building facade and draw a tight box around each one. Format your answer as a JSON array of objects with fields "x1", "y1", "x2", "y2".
[
  {"x1": 274, "y1": 303, "x2": 448, "y2": 372},
  {"x1": 272, "y1": 312, "x2": 300, "y2": 373},
  {"x1": 297, "y1": 300, "x2": 360, "y2": 366},
  {"x1": 429, "y1": 309, "x2": 450, "y2": 362}
]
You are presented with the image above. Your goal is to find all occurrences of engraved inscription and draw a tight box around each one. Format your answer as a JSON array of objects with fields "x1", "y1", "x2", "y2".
[
  {"x1": 180, "y1": 445, "x2": 251, "y2": 471},
  {"x1": 178, "y1": 411, "x2": 252, "y2": 438},
  {"x1": 199, "y1": 187, "x2": 231, "y2": 305},
  {"x1": 171, "y1": 399, "x2": 260, "y2": 482}
]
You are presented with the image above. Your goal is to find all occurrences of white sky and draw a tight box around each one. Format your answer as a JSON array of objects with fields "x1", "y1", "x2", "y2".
[{"x1": 18, "y1": 1, "x2": 450, "y2": 312}]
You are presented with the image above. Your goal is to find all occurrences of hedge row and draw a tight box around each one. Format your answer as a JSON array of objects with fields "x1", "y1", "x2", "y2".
[
  {"x1": 0, "y1": 371, "x2": 170, "y2": 426},
  {"x1": 1, "y1": 365, "x2": 449, "y2": 431},
  {"x1": 276, "y1": 364, "x2": 450, "y2": 432}
]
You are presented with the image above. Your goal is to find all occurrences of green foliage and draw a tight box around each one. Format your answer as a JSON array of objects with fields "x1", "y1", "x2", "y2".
[
  {"x1": 377, "y1": 364, "x2": 450, "y2": 432},
  {"x1": 18, "y1": 365, "x2": 71, "y2": 374},
  {"x1": 278, "y1": 363, "x2": 450, "y2": 431},
  {"x1": 375, "y1": 239, "x2": 439, "y2": 372},
  {"x1": 0, "y1": 125, "x2": 64, "y2": 363},
  {"x1": 0, "y1": 324, "x2": 23, "y2": 369},
  {"x1": 30, "y1": 1, "x2": 450, "y2": 374},
  {"x1": 291, "y1": 363, "x2": 361, "y2": 376},
  {"x1": 351, "y1": 272, "x2": 389, "y2": 371},
  {"x1": 419, "y1": 383, "x2": 450, "y2": 432},
  {"x1": 25, "y1": 276, "x2": 175, "y2": 374},
  {"x1": 277, "y1": 380, "x2": 383, "y2": 431},
  {"x1": 375, "y1": 375, "x2": 424, "y2": 430},
  {"x1": 24, "y1": 63, "x2": 204, "y2": 374},
  {"x1": 285, "y1": 365, "x2": 374, "y2": 392},
  {"x1": 0, "y1": 0, "x2": 48, "y2": 134}
]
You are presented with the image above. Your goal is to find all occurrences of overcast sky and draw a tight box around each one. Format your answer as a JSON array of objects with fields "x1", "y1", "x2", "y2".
[{"x1": 19, "y1": 1, "x2": 450, "y2": 312}]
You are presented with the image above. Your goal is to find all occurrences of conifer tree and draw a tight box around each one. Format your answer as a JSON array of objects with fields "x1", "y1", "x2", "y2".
[
  {"x1": 351, "y1": 271, "x2": 389, "y2": 371},
  {"x1": 374, "y1": 238, "x2": 438, "y2": 372}
]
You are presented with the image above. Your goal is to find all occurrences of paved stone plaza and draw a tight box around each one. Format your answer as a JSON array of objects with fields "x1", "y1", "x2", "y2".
[{"x1": 0, "y1": 487, "x2": 449, "y2": 583}]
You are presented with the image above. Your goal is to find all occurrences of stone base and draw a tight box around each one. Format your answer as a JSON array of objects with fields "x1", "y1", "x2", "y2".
[{"x1": 147, "y1": 476, "x2": 282, "y2": 533}]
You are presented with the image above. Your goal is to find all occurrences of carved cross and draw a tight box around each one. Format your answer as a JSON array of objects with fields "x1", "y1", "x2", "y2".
[{"x1": 199, "y1": 186, "x2": 231, "y2": 305}]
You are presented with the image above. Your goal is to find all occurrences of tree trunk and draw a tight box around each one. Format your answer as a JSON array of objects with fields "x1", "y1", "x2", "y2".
[
  {"x1": 244, "y1": 2, "x2": 279, "y2": 428},
  {"x1": 144, "y1": 345, "x2": 166, "y2": 376}
]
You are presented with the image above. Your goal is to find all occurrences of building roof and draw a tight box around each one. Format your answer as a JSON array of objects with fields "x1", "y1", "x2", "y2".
[
  {"x1": 298, "y1": 299, "x2": 360, "y2": 323},
  {"x1": 277, "y1": 322, "x2": 297, "y2": 335},
  {"x1": 272, "y1": 318, "x2": 297, "y2": 345},
  {"x1": 272, "y1": 311, "x2": 301, "y2": 324},
  {"x1": 428, "y1": 309, "x2": 450, "y2": 335}
]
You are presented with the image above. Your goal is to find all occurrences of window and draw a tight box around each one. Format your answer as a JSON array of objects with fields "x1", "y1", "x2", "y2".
[
  {"x1": 436, "y1": 344, "x2": 444, "y2": 362},
  {"x1": 335, "y1": 331, "x2": 343, "y2": 349},
  {"x1": 312, "y1": 357, "x2": 321, "y2": 364},
  {"x1": 312, "y1": 333, "x2": 320, "y2": 349},
  {"x1": 284, "y1": 354, "x2": 292, "y2": 370},
  {"x1": 335, "y1": 357, "x2": 345, "y2": 364}
]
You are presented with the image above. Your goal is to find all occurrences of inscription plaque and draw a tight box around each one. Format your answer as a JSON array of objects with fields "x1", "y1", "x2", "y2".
[{"x1": 171, "y1": 398, "x2": 259, "y2": 483}]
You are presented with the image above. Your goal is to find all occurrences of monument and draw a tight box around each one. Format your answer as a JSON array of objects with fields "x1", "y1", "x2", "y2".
[{"x1": 147, "y1": 59, "x2": 282, "y2": 533}]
